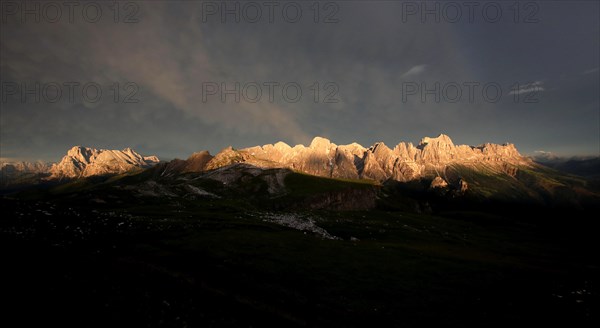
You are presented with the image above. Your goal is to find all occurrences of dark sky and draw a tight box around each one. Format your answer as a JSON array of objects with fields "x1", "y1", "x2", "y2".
[{"x1": 1, "y1": 1, "x2": 599, "y2": 162}]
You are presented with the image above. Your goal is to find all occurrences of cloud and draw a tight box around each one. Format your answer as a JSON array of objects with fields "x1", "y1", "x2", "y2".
[
  {"x1": 2, "y1": 1, "x2": 599, "y2": 160},
  {"x1": 400, "y1": 64, "x2": 427, "y2": 78},
  {"x1": 532, "y1": 150, "x2": 559, "y2": 160},
  {"x1": 583, "y1": 67, "x2": 599, "y2": 74},
  {"x1": 508, "y1": 81, "x2": 545, "y2": 95},
  {"x1": 82, "y1": 4, "x2": 311, "y2": 144}
]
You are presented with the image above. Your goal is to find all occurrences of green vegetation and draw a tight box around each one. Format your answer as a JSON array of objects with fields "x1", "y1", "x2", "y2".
[{"x1": 284, "y1": 172, "x2": 377, "y2": 196}]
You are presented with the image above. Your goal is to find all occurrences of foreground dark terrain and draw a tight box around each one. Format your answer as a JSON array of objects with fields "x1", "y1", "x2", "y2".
[{"x1": 1, "y1": 166, "x2": 598, "y2": 327}]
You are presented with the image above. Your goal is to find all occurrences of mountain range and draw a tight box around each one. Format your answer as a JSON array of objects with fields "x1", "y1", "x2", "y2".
[
  {"x1": 534, "y1": 155, "x2": 600, "y2": 180},
  {"x1": 1, "y1": 134, "x2": 598, "y2": 209},
  {"x1": 2, "y1": 134, "x2": 528, "y2": 182},
  {"x1": 159, "y1": 134, "x2": 530, "y2": 185}
]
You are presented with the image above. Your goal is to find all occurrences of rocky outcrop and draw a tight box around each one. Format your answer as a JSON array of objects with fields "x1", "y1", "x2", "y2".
[
  {"x1": 459, "y1": 179, "x2": 469, "y2": 193},
  {"x1": 204, "y1": 146, "x2": 253, "y2": 171},
  {"x1": 158, "y1": 151, "x2": 214, "y2": 177},
  {"x1": 331, "y1": 144, "x2": 363, "y2": 179},
  {"x1": 49, "y1": 146, "x2": 159, "y2": 179},
  {"x1": 419, "y1": 134, "x2": 457, "y2": 163},
  {"x1": 430, "y1": 176, "x2": 449, "y2": 189},
  {"x1": 178, "y1": 151, "x2": 214, "y2": 173}
]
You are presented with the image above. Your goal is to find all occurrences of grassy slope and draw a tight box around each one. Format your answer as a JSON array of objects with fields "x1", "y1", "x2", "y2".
[
  {"x1": 284, "y1": 172, "x2": 377, "y2": 195},
  {"x1": 1, "y1": 192, "x2": 598, "y2": 327},
  {"x1": 444, "y1": 163, "x2": 597, "y2": 206},
  {"x1": 1, "y1": 166, "x2": 598, "y2": 326}
]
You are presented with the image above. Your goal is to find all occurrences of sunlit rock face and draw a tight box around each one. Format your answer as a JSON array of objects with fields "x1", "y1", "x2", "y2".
[
  {"x1": 0, "y1": 161, "x2": 51, "y2": 174},
  {"x1": 430, "y1": 176, "x2": 449, "y2": 189},
  {"x1": 199, "y1": 134, "x2": 531, "y2": 183},
  {"x1": 49, "y1": 146, "x2": 159, "y2": 179},
  {"x1": 46, "y1": 134, "x2": 530, "y2": 183}
]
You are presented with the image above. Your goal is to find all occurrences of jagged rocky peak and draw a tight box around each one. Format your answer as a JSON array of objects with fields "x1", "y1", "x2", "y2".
[
  {"x1": 181, "y1": 151, "x2": 213, "y2": 173},
  {"x1": 369, "y1": 142, "x2": 387, "y2": 153},
  {"x1": 417, "y1": 134, "x2": 458, "y2": 163},
  {"x1": 50, "y1": 146, "x2": 159, "y2": 179},
  {"x1": 159, "y1": 150, "x2": 213, "y2": 175},
  {"x1": 393, "y1": 142, "x2": 419, "y2": 161},
  {"x1": 419, "y1": 133, "x2": 455, "y2": 148},
  {"x1": 370, "y1": 142, "x2": 395, "y2": 158},
  {"x1": 273, "y1": 141, "x2": 292, "y2": 152},
  {"x1": 66, "y1": 146, "x2": 99, "y2": 164},
  {"x1": 339, "y1": 142, "x2": 366, "y2": 153},
  {"x1": 205, "y1": 146, "x2": 249, "y2": 170},
  {"x1": 477, "y1": 142, "x2": 522, "y2": 160},
  {"x1": 144, "y1": 155, "x2": 160, "y2": 163},
  {"x1": 309, "y1": 136, "x2": 336, "y2": 151},
  {"x1": 361, "y1": 150, "x2": 388, "y2": 182},
  {"x1": 188, "y1": 150, "x2": 212, "y2": 159}
]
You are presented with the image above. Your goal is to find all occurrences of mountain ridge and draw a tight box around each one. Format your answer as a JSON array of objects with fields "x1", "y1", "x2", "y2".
[
  {"x1": 2, "y1": 135, "x2": 598, "y2": 209},
  {"x1": 167, "y1": 134, "x2": 531, "y2": 185},
  {"x1": 48, "y1": 146, "x2": 160, "y2": 179},
  {"x1": 0, "y1": 134, "x2": 535, "y2": 186}
]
